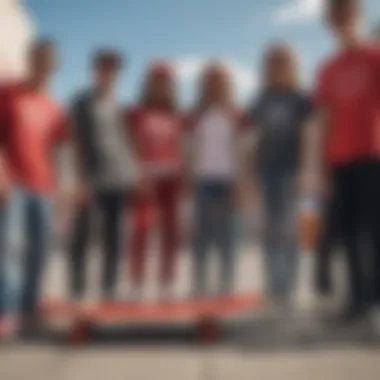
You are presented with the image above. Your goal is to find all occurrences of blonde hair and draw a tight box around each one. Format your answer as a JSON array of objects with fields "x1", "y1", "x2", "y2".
[{"x1": 263, "y1": 42, "x2": 300, "y2": 90}]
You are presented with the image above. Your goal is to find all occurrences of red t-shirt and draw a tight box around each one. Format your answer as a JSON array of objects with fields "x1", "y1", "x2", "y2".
[
  {"x1": 0, "y1": 83, "x2": 68, "y2": 193},
  {"x1": 315, "y1": 44, "x2": 380, "y2": 166},
  {"x1": 127, "y1": 106, "x2": 183, "y2": 176}
]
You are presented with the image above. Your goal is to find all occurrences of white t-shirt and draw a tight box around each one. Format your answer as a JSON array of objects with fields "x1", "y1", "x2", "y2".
[{"x1": 192, "y1": 107, "x2": 240, "y2": 181}]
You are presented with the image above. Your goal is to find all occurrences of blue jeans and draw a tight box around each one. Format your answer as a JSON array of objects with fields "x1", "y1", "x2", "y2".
[
  {"x1": 193, "y1": 181, "x2": 236, "y2": 296},
  {"x1": 0, "y1": 188, "x2": 52, "y2": 316},
  {"x1": 260, "y1": 170, "x2": 298, "y2": 298}
]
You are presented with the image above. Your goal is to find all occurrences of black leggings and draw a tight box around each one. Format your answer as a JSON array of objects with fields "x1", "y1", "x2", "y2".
[
  {"x1": 69, "y1": 190, "x2": 125, "y2": 298},
  {"x1": 331, "y1": 161, "x2": 380, "y2": 309},
  {"x1": 315, "y1": 194, "x2": 340, "y2": 294}
]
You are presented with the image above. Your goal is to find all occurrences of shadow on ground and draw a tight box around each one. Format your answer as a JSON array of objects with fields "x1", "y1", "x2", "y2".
[{"x1": 3, "y1": 314, "x2": 380, "y2": 354}]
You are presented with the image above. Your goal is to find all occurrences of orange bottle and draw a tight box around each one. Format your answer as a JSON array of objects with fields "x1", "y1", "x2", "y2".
[{"x1": 298, "y1": 196, "x2": 321, "y2": 251}]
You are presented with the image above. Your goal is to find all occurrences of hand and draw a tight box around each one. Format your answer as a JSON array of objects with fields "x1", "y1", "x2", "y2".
[
  {"x1": 137, "y1": 177, "x2": 153, "y2": 198},
  {"x1": 320, "y1": 174, "x2": 332, "y2": 200},
  {"x1": 74, "y1": 182, "x2": 91, "y2": 206},
  {"x1": 234, "y1": 183, "x2": 246, "y2": 210},
  {"x1": 0, "y1": 177, "x2": 10, "y2": 204},
  {"x1": 54, "y1": 189, "x2": 72, "y2": 234},
  {"x1": 136, "y1": 166, "x2": 154, "y2": 197},
  {"x1": 236, "y1": 178, "x2": 257, "y2": 211},
  {"x1": 181, "y1": 175, "x2": 193, "y2": 197},
  {"x1": 298, "y1": 169, "x2": 321, "y2": 197}
]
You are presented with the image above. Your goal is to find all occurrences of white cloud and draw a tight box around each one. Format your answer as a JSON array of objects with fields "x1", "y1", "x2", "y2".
[
  {"x1": 172, "y1": 57, "x2": 257, "y2": 104},
  {"x1": 174, "y1": 58, "x2": 204, "y2": 81},
  {"x1": 273, "y1": 0, "x2": 323, "y2": 25}
]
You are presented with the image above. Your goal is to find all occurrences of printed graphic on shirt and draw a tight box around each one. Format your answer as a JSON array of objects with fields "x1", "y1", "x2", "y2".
[
  {"x1": 128, "y1": 107, "x2": 182, "y2": 176},
  {"x1": 261, "y1": 102, "x2": 293, "y2": 129},
  {"x1": 1, "y1": 85, "x2": 66, "y2": 192},
  {"x1": 15, "y1": 96, "x2": 58, "y2": 136},
  {"x1": 251, "y1": 90, "x2": 312, "y2": 171},
  {"x1": 143, "y1": 113, "x2": 178, "y2": 149}
]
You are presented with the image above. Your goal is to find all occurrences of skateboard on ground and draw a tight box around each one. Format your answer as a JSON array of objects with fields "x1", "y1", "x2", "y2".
[{"x1": 41, "y1": 292, "x2": 261, "y2": 345}]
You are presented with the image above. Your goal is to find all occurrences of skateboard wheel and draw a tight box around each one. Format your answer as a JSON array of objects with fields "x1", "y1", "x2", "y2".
[
  {"x1": 67, "y1": 318, "x2": 92, "y2": 346},
  {"x1": 195, "y1": 316, "x2": 221, "y2": 343}
]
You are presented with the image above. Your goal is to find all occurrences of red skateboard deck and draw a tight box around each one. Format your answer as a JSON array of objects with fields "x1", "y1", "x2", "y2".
[{"x1": 42, "y1": 292, "x2": 261, "y2": 324}]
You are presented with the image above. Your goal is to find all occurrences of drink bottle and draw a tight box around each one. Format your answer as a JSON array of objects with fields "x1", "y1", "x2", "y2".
[
  {"x1": 296, "y1": 194, "x2": 321, "y2": 312},
  {"x1": 298, "y1": 194, "x2": 321, "y2": 252}
]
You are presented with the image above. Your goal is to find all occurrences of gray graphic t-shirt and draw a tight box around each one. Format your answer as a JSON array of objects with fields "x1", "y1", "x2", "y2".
[
  {"x1": 250, "y1": 88, "x2": 313, "y2": 173},
  {"x1": 92, "y1": 96, "x2": 137, "y2": 190}
]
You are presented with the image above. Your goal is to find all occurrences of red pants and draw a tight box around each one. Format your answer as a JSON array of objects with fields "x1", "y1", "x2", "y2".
[{"x1": 130, "y1": 177, "x2": 181, "y2": 286}]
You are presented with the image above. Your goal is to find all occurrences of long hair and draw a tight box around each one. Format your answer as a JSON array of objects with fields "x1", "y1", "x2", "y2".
[
  {"x1": 262, "y1": 42, "x2": 300, "y2": 90},
  {"x1": 139, "y1": 61, "x2": 177, "y2": 112},
  {"x1": 194, "y1": 60, "x2": 236, "y2": 118},
  {"x1": 373, "y1": 24, "x2": 380, "y2": 40}
]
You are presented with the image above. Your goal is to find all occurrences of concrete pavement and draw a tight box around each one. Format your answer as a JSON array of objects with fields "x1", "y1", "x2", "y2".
[{"x1": 1, "y1": 246, "x2": 379, "y2": 380}]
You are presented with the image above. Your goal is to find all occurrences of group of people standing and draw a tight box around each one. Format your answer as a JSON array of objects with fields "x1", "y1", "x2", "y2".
[
  {"x1": 70, "y1": 54, "x2": 250, "y2": 302},
  {"x1": 1, "y1": 0, "x2": 380, "y2": 339}
]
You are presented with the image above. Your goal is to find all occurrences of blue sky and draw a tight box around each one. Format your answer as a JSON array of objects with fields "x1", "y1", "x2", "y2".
[{"x1": 26, "y1": 0, "x2": 380, "y2": 105}]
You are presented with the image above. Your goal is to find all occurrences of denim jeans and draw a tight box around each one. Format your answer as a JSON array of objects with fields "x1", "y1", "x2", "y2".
[
  {"x1": 193, "y1": 180, "x2": 236, "y2": 297},
  {"x1": 0, "y1": 188, "x2": 52, "y2": 316},
  {"x1": 260, "y1": 170, "x2": 298, "y2": 298}
]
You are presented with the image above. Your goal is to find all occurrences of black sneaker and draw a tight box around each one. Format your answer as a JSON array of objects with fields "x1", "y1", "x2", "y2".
[
  {"x1": 337, "y1": 304, "x2": 367, "y2": 326},
  {"x1": 19, "y1": 315, "x2": 42, "y2": 340},
  {"x1": 315, "y1": 267, "x2": 333, "y2": 296}
]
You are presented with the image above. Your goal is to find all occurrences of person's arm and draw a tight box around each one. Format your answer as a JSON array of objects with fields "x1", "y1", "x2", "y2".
[
  {"x1": 67, "y1": 97, "x2": 92, "y2": 205},
  {"x1": 181, "y1": 111, "x2": 194, "y2": 193},
  {"x1": 299, "y1": 68, "x2": 328, "y2": 197},
  {"x1": 234, "y1": 108, "x2": 260, "y2": 213},
  {"x1": 371, "y1": 45, "x2": 380, "y2": 157},
  {"x1": 124, "y1": 107, "x2": 140, "y2": 165},
  {"x1": 124, "y1": 107, "x2": 150, "y2": 194},
  {"x1": 241, "y1": 125, "x2": 261, "y2": 184},
  {"x1": 299, "y1": 108, "x2": 327, "y2": 196},
  {"x1": 0, "y1": 85, "x2": 11, "y2": 202},
  {"x1": 240, "y1": 101, "x2": 263, "y2": 198}
]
